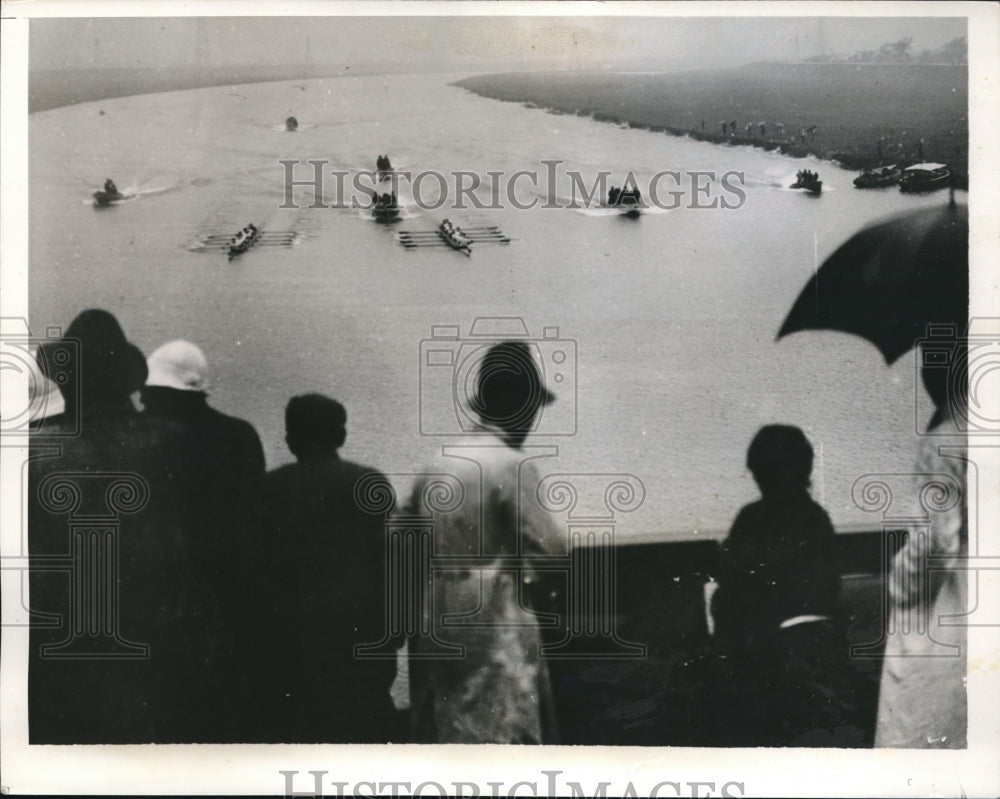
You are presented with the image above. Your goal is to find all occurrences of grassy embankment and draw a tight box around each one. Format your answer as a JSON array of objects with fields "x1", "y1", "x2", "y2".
[{"x1": 455, "y1": 62, "x2": 969, "y2": 185}]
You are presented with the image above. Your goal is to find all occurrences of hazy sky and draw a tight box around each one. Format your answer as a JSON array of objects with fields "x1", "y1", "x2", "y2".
[{"x1": 30, "y1": 15, "x2": 967, "y2": 74}]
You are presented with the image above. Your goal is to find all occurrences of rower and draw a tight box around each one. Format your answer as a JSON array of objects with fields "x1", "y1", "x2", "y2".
[{"x1": 104, "y1": 179, "x2": 118, "y2": 194}]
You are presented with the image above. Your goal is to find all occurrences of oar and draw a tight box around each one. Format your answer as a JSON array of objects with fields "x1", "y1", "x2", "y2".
[
  {"x1": 399, "y1": 227, "x2": 501, "y2": 235},
  {"x1": 195, "y1": 237, "x2": 280, "y2": 249},
  {"x1": 202, "y1": 233, "x2": 295, "y2": 242}
]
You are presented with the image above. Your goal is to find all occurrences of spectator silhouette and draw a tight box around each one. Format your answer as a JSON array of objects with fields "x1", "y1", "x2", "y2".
[
  {"x1": 29, "y1": 310, "x2": 234, "y2": 742},
  {"x1": 711, "y1": 425, "x2": 851, "y2": 745},
  {"x1": 252, "y1": 394, "x2": 401, "y2": 743},
  {"x1": 408, "y1": 341, "x2": 563, "y2": 743},
  {"x1": 139, "y1": 340, "x2": 266, "y2": 739},
  {"x1": 141, "y1": 339, "x2": 265, "y2": 510},
  {"x1": 875, "y1": 351, "x2": 968, "y2": 748}
]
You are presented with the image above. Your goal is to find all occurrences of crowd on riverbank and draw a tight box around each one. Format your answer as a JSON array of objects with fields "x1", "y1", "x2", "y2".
[{"x1": 455, "y1": 62, "x2": 969, "y2": 185}]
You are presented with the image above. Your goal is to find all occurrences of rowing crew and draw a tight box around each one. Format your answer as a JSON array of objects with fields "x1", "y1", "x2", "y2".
[
  {"x1": 230, "y1": 224, "x2": 259, "y2": 247},
  {"x1": 439, "y1": 219, "x2": 471, "y2": 249}
]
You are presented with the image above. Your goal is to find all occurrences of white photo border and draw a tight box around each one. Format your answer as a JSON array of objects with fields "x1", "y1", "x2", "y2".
[{"x1": 2, "y1": 2, "x2": 998, "y2": 796}]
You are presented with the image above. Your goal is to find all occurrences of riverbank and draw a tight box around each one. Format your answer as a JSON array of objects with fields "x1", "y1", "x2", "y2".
[{"x1": 454, "y1": 62, "x2": 969, "y2": 185}]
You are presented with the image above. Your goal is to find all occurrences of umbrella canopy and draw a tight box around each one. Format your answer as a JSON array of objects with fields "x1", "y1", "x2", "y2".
[{"x1": 778, "y1": 202, "x2": 968, "y2": 364}]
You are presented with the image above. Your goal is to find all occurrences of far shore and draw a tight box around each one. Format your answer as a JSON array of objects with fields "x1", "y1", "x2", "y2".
[
  {"x1": 29, "y1": 62, "x2": 968, "y2": 188},
  {"x1": 454, "y1": 62, "x2": 969, "y2": 185},
  {"x1": 29, "y1": 65, "x2": 423, "y2": 114}
]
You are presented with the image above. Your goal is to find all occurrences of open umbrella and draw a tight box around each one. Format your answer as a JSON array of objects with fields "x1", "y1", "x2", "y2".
[{"x1": 778, "y1": 201, "x2": 967, "y2": 364}]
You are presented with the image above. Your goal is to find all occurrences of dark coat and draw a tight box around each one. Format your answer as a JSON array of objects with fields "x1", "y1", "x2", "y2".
[
  {"x1": 710, "y1": 492, "x2": 852, "y2": 746},
  {"x1": 250, "y1": 455, "x2": 401, "y2": 743},
  {"x1": 138, "y1": 387, "x2": 266, "y2": 595},
  {"x1": 139, "y1": 386, "x2": 267, "y2": 738},
  {"x1": 139, "y1": 386, "x2": 265, "y2": 491},
  {"x1": 713, "y1": 492, "x2": 840, "y2": 644},
  {"x1": 28, "y1": 407, "x2": 240, "y2": 743}
]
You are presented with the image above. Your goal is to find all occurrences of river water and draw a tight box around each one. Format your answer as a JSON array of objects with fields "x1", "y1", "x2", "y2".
[{"x1": 28, "y1": 72, "x2": 955, "y2": 538}]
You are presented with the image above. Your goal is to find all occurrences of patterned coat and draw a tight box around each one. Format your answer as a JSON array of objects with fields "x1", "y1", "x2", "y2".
[
  {"x1": 407, "y1": 428, "x2": 564, "y2": 743},
  {"x1": 875, "y1": 414, "x2": 967, "y2": 748}
]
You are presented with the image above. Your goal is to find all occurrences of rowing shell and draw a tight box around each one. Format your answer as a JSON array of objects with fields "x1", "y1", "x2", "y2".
[
  {"x1": 398, "y1": 234, "x2": 509, "y2": 241},
  {"x1": 398, "y1": 227, "x2": 509, "y2": 248},
  {"x1": 191, "y1": 231, "x2": 300, "y2": 253},
  {"x1": 399, "y1": 226, "x2": 506, "y2": 234},
  {"x1": 200, "y1": 232, "x2": 300, "y2": 244}
]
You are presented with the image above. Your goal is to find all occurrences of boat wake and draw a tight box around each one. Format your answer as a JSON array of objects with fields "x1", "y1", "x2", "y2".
[
  {"x1": 269, "y1": 122, "x2": 318, "y2": 132},
  {"x1": 133, "y1": 184, "x2": 176, "y2": 198},
  {"x1": 749, "y1": 172, "x2": 837, "y2": 192},
  {"x1": 357, "y1": 206, "x2": 421, "y2": 224},
  {"x1": 574, "y1": 205, "x2": 668, "y2": 217},
  {"x1": 779, "y1": 183, "x2": 836, "y2": 193}
]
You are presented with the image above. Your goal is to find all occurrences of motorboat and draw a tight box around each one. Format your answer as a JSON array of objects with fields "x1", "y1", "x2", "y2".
[
  {"x1": 899, "y1": 163, "x2": 950, "y2": 193},
  {"x1": 93, "y1": 179, "x2": 126, "y2": 207},
  {"x1": 373, "y1": 190, "x2": 401, "y2": 223},
  {"x1": 92, "y1": 189, "x2": 126, "y2": 207},
  {"x1": 607, "y1": 185, "x2": 642, "y2": 218},
  {"x1": 285, "y1": 116, "x2": 298, "y2": 132},
  {"x1": 853, "y1": 164, "x2": 902, "y2": 188},
  {"x1": 790, "y1": 170, "x2": 822, "y2": 195}
]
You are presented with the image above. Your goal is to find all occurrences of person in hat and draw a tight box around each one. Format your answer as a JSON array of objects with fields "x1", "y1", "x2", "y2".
[
  {"x1": 406, "y1": 341, "x2": 564, "y2": 743},
  {"x1": 140, "y1": 339, "x2": 265, "y2": 484},
  {"x1": 33, "y1": 307, "x2": 148, "y2": 426},
  {"x1": 139, "y1": 340, "x2": 266, "y2": 739},
  {"x1": 251, "y1": 394, "x2": 401, "y2": 743},
  {"x1": 29, "y1": 310, "x2": 234, "y2": 743}
]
